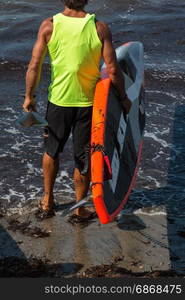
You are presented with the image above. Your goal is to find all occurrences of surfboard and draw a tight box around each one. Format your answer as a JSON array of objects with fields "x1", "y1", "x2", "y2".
[{"x1": 91, "y1": 41, "x2": 145, "y2": 224}]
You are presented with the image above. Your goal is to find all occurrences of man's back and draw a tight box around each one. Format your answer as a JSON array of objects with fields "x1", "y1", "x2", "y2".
[{"x1": 47, "y1": 13, "x2": 102, "y2": 107}]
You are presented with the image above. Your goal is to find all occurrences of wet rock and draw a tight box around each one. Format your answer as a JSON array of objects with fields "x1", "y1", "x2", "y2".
[
  {"x1": 7, "y1": 219, "x2": 50, "y2": 238},
  {"x1": 79, "y1": 264, "x2": 131, "y2": 278},
  {"x1": 76, "y1": 256, "x2": 182, "y2": 278},
  {"x1": 0, "y1": 256, "x2": 182, "y2": 278},
  {"x1": 78, "y1": 265, "x2": 181, "y2": 278},
  {"x1": 67, "y1": 213, "x2": 97, "y2": 228},
  {"x1": 143, "y1": 270, "x2": 179, "y2": 278},
  {"x1": 0, "y1": 257, "x2": 83, "y2": 277},
  {"x1": 0, "y1": 256, "x2": 57, "y2": 277},
  {"x1": 0, "y1": 256, "x2": 45, "y2": 277}
]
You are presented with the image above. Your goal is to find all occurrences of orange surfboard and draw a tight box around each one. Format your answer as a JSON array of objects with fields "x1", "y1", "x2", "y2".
[{"x1": 91, "y1": 42, "x2": 145, "y2": 224}]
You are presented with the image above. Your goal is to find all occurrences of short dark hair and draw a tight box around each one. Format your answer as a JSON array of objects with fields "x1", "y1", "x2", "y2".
[{"x1": 61, "y1": 0, "x2": 88, "y2": 10}]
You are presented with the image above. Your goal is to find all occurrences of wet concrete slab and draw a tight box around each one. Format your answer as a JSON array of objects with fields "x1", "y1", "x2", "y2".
[
  {"x1": 116, "y1": 212, "x2": 170, "y2": 273},
  {"x1": 1, "y1": 198, "x2": 182, "y2": 277}
]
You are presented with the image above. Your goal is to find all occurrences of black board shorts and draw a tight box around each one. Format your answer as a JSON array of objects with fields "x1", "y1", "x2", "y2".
[{"x1": 44, "y1": 101, "x2": 93, "y2": 175}]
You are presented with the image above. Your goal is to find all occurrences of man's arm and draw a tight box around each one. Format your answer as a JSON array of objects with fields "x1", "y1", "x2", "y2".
[
  {"x1": 23, "y1": 19, "x2": 51, "y2": 112},
  {"x1": 96, "y1": 21, "x2": 131, "y2": 114}
]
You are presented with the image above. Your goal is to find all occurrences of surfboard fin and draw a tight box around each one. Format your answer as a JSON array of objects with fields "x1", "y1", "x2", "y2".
[{"x1": 60, "y1": 197, "x2": 93, "y2": 217}]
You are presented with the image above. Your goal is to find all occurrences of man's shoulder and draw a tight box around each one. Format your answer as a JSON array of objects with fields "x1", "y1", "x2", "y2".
[
  {"x1": 40, "y1": 17, "x2": 53, "y2": 28},
  {"x1": 95, "y1": 20, "x2": 109, "y2": 31},
  {"x1": 38, "y1": 17, "x2": 53, "y2": 37},
  {"x1": 95, "y1": 20, "x2": 112, "y2": 41}
]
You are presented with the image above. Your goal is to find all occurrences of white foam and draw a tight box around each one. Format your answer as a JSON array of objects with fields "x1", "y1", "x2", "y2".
[
  {"x1": 4, "y1": 127, "x2": 20, "y2": 135},
  {"x1": 0, "y1": 61, "x2": 8, "y2": 64},
  {"x1": 152, "y1": 154, "x2": 161, "y2": 161},
  {"x1": 145, "y1": 175, "x2": 161, "y2": 188},
  {"x1": 173, "y1": 60, "x2": 185, "y2": 65},
  {"x1": 134, "y1": 208, "x2": 167, "y2": 216},
  {"x1": 119, "y1": 206, "x2": 167, "y2": 217},
  {"x1": 27, "y1": 186, "x2": 42, "y2": 200},
  {"x1": 145, "y1": 126, "x2": 170, "y2": 137},
  {"x1": 159, "y1": 128, "x2": 170, "y2": 135},
  {"x1": 3, "y1": 189, "x2": 26, "y2": 204},
  {"x1": 0, "y1": 154, "x2": 7, "y2": 158},
  {"x1": 146, "y1": 89, "x2": 180, "y2": 100},
  {"x1": 2, "y1": 107, "x2": 16, "y2": 114},
  {"x1": 119, "y1": 14, "x2": 127, "y2": 19},
  {"x1": 26, "y1": 163, "x2": 41, "y2": 176},
  {"x1": 55, "y1": 170, "x2": 70, "y2": 183},
  {"x1": 144, "y1": 132, "x2": 170, "y2": 148}
]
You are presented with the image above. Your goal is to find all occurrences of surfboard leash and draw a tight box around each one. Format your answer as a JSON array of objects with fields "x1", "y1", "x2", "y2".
[{"x1": 91, "y1": 143, "x2": 112, "y2": 181}]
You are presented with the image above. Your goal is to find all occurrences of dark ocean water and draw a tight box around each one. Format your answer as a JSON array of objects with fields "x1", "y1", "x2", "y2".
[{"x1": 1, "y1": 1, "x2": 185, "y2": 271}]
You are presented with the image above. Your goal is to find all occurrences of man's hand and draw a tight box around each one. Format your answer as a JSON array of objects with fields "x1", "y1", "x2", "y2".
[
  {"x1": 120, "y1": 95, "x2": 132, "y2": 114},
  {"x1": 23, "y1": 19, "x2": 50, "y2": 113},
  {"x1": 23, "y1": 97, "x2": 36, "y2": 112}
]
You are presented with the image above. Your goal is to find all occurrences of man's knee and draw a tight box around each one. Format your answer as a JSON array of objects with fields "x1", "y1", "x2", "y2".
[{"x1": 73, "y1": 168, "x2": 90, "y2": 186}]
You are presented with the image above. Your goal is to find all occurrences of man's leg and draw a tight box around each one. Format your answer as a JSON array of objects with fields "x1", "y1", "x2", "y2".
[
  {"x1": 72, "y1": 106, "x2": 93, "y2": 218},
  {"x1": 41, "y1": 152, "x2": 59, "y2": 211},
  {"x1": 73, "y1": 167, "x2": 92, "y2": 217}
]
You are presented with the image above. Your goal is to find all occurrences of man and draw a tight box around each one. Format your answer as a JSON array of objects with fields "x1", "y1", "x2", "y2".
[{"x1": 23, "y1": 0, "x2": 131, "y2": 220}]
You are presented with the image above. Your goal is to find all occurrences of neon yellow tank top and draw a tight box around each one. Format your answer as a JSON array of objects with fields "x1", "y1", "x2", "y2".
[{"x1": 47, "y1": 13, "x2": 102, "y2": 107}]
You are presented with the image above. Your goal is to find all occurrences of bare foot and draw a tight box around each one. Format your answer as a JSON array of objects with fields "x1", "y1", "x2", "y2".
[
  {"x1": 39, "y1": 194, "x2": 54, "y2": 211},
  {"x1": 75, "y1": 206, "x2": 95, "y2": 219}
]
